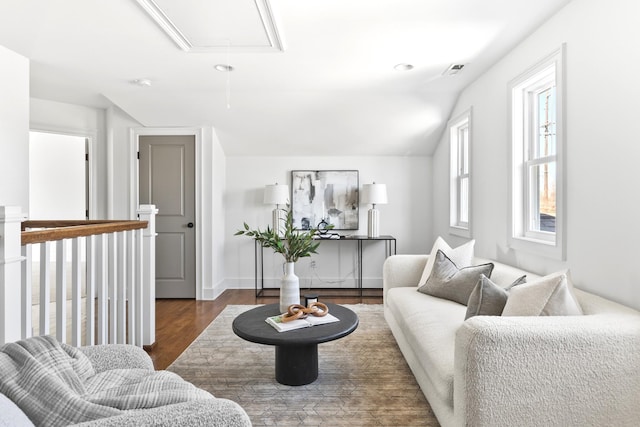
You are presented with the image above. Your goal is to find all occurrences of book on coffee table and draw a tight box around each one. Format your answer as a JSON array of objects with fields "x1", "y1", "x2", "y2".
[{"x1": 265, "y1": 312, "x2": 340, "y2": 332}]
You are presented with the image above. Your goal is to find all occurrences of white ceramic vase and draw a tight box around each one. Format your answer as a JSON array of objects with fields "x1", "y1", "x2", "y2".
[{"x1": 280, "y1": 262, "x2": 300, "y2": 313}]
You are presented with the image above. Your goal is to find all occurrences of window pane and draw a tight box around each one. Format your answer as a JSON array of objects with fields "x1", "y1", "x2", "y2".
[
  {"x1": 529, "y1": 162, "x2": 556, "y2": 232},
  {"x1": 459, "y1": 177, "x2": 469, "y2": 224},
  {"x1": 537, "y1": 86, "x2": 556, "y2": 158},
  {"x1": 460, "y1": 126, "x2": 469, "y2": 174}
]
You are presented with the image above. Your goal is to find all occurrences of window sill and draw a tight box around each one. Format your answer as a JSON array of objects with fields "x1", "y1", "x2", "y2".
[
  {"x1": 449, "y1": 225, "x2": 471, "y2": 239},
  {"x1": 508, "y1": 235, "x2": 565, "y2": 261}
]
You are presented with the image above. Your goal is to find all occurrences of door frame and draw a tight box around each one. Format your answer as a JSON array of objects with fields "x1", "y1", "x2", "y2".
[
  {"x1": 130, "y1": 127, "x2": 203, "y2": 299},
  {"x1": 30, "y1": 125, "x2": 97, "y2": 219}
]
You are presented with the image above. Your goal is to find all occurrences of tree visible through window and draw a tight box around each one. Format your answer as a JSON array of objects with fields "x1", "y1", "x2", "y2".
[{"x1": 530, "y1": 85, "x2": 557, "y2": 233}]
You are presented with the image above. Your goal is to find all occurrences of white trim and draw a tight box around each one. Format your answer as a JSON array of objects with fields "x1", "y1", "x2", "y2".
[
  {"x1": 508, "y1": 44, "x2": 566, "y2": 260},
  {"x1": 130, "y1": 127, "x2": 204, "y2": 300},
  {"x1": 135, "y1": 0, "x2": 285, "y2": 53},
  {"x1": 449, "y1": 107, "x2": 472, "y2": 238}
]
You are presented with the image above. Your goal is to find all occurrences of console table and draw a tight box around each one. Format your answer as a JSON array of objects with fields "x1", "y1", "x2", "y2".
[{"x1": 254, "y1": 235, "x2": 396, "y2": 297}]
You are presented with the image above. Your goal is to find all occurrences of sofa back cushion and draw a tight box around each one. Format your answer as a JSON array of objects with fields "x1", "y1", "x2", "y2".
[{"x1": 473, "y1": 257, "x2": 541, "y2": 287}]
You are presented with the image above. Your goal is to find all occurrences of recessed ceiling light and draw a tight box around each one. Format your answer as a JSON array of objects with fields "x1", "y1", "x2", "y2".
[
  {"x1": 394, "y1": 63, "x2": 414, "y2": 71},
  {"x1": 214, "y1": 64, "x2": 234, "y2": 72},
  {"x1": 131, "y1": 78, "x2": 152, "y2": 87}
]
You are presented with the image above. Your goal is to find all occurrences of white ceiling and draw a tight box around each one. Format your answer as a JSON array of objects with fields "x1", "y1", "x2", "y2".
[{"x1": 0, "y1": 0, "x2": 572, "y2": 156}]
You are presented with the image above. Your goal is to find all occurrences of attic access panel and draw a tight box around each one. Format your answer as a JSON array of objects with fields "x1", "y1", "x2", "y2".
[{"x1": 137, "y1": 0, "x2": 284, "y2": 52}]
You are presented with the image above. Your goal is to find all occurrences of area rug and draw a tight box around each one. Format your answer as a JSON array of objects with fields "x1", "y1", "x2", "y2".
[{"x1": 167, "y1": 304, "x2": 439, "y2": 426}]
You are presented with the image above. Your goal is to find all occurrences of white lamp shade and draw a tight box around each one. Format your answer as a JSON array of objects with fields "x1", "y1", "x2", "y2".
[
  {"x1": 264, "y1": 184, "x2": 289, "y2": 205},
  {"x1": 361, "y1": 183, "x2": 388, "y2": 205}
]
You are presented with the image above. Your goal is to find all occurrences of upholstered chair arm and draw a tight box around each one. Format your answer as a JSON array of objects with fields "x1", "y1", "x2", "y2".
[
  {"x1": 383, "y1": 255, "x2": 428, "y2": 302},
  {"x1": 72, "y1": 398, "x2": 251, "y2": 427},
  {"x1": 454, "y1": 314, "x2": 640, "y2": 427},
  {"x1": 79, "y1": 344, "x2": 155, "y2": 372}
]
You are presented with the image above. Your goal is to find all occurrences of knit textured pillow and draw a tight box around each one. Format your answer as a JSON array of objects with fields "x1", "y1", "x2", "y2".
[
  {"x1": 502, "y1": 270, "x2": 583, "y2": 316},
  {"x1": 465, "y1": 274, "x2": 527, "y2": 320},
  {"x1": 418, "y1": 250, "x2": 494, "y2": 305}
]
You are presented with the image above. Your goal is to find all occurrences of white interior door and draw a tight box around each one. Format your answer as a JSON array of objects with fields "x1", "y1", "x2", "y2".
[
  {"x1": 139, "y1": 135, "x2": 196, "y2": 299},
  {"x1": 29, "y1": 131, "x2": 87, "y2": 220}
]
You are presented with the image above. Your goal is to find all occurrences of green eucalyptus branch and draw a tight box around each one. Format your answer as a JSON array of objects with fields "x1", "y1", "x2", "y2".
[{"x1": 235, "y1": 205, "x2": 332, "y2": 263}]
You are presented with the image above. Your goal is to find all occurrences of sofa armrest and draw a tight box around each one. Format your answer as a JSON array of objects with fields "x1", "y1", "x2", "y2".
[
  {"x1": 71, "y1": 398, "x2": 251, "y2": 427},
  {"x1": 79, "y1": 344, "x2": 154, "y2": 373},
  {"x1": 383, "y1": 255, "x2": 428, "y2": 301},
  {"x1": 454, "y1": 314, "x2": 640, "y2": 427}
]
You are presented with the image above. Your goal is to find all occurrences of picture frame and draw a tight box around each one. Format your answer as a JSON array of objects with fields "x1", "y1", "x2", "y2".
[{"x1": 290, "y1": 170, "x2": 359, "y2": 230}]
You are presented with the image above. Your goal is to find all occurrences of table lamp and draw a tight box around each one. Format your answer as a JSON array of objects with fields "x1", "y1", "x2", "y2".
[
  {"x1": 264, "y1": 183, "x2": 289, "y2": 235},
  {"x1": 361, "y1": 182, "x2": 388, "y2": 238}
]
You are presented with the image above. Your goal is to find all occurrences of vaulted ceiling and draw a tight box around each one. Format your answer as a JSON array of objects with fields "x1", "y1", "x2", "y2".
[{"x1": 0, "y1": 0, "x2": 572, "y2": 156}]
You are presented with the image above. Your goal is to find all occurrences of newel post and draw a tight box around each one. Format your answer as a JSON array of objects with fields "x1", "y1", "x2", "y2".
[
  {"x1": 137, "y1": 204, "x2": 158, "y2": 349},
  {"x1": 0, "y1": 206, "x2": 24, "y2": 344}
]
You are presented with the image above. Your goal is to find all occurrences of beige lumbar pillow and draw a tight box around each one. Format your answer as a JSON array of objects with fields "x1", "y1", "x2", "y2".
[
  {"x1": 502, "y1": 270, "x2": 583, "y2": 316},
  {"x1": 418, "y1": 250, "x2": 494, "y2": 305},
  {"x1": 417, "y1": 236, "x2": 475, "y2": 287}
]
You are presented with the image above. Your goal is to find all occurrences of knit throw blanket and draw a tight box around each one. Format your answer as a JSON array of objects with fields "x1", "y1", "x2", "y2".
[{"x1": 0, "y1": 336, "x2": 211, "y2": 426}]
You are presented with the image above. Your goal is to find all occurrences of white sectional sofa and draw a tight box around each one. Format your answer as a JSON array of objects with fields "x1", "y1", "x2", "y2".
[{"x1": 383, "y1": 254, "x2": 640, "y2": 427}]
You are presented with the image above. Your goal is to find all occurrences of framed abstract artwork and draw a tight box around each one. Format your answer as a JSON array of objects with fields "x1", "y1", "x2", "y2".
[{"x1": 290, "y1": 170, "x2": 359, "y2": 230}]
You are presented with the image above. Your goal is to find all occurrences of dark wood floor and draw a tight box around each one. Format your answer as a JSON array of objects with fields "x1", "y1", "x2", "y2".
[{"x1": 146, "y1": 289, "x2": 382, "y2": 370}]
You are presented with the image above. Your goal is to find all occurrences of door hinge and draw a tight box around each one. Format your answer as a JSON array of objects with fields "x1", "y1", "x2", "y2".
[
  {"x1": 85, "y1": 153, "x2": 89, "y2": 161},
  {"x1": 137, "y1": 151, "x2": 140, "y2": 160}
]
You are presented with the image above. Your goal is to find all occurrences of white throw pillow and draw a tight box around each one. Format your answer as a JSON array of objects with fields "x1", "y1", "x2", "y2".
[
  {"x1": 417, "y1": 236, "x2": 475, "y2": 287},
  {"x1": 502, "y1": 270, "x2": 583, "y2": 316}
]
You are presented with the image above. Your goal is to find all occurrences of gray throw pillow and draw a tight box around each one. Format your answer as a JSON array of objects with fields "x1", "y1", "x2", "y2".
[
  {"x1": 465, "y1": 274, "x2": 527, "y2": 320},
  {"x1": 417, "y1": 250, "x2": 494, "y2": 305}
]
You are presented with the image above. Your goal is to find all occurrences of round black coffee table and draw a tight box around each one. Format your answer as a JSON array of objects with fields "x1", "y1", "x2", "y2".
[{"x1": 232, "y1": 303, "x2": 358, "y2": 386}]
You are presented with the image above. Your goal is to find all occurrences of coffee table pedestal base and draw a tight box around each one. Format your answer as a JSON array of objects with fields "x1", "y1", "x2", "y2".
[{"x1": 275, "y1": 344, "x2": 318, "y2": 386}]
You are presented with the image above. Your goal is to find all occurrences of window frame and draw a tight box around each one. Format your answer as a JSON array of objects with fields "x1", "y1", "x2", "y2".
[
  {"x1": 508, "y1": 45, "x2": 566, "y2": 260},
  {"x1": 449, "y1": 107, "x2": 472, "y2": 238}
]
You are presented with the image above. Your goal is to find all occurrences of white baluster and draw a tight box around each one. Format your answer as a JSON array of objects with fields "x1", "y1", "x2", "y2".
[
  {"x1": 71, "y1": 237, "x2": 83, "y2": 347},
  {"x1": 21, "y1": 244, "x2": 32, "y2": 339},
  {"x1": 96, "y1": 233, "x2": 108, "y2": 344},
  {"x1": 108, "y1": 233, "x2": 117, "y2": 344},
  {"x1": 56, "y1": 240, "x2": 67, "y2": 343},
  {"x1": 126, "y1": 230, "x2": 136, "y2": 345},
  {"x1": 116, "y1": 231, "x2": 126, "y2": 344},
  {"x1": 39, "y1": 242, "x2": 51, "y2": 336},
  {"x1": 85, "y1": 235, "x2": 96, "y2": 346}
]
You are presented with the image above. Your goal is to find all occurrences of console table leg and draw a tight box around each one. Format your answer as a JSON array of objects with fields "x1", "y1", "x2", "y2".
[{"x1": 275, "y1": 344, "x2": 318, "y2": 386}]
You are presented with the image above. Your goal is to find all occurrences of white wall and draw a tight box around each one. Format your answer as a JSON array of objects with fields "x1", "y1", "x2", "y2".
[
  {"x1": 210, "y1": 128, "x2": 227, "y2": 298},
  {"x1": 224, "y1": 156, "x2": 432, "y2": 291},
  {"x1": 0, "y1": 45, "x2": 29, "y2": 210},
  {"x1": 432, "y1": 0, "x2": 640, "y2": 310},
  {"x1": 107, "y1": 106, "x2": 142, "y2": 219}
]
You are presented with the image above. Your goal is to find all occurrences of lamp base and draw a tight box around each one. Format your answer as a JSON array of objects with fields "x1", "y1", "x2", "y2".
[
  {"x1": 272, "y1": 208, "x2": 285, "y2": 236},
  {"x1": 367, "y1": 208, "x2": 380, "y2": 238}
]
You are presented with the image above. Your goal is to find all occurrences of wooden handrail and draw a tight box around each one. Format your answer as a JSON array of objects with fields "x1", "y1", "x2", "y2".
[{"x1": 21, "y1": 220, "x2": 148, "y2": 245}]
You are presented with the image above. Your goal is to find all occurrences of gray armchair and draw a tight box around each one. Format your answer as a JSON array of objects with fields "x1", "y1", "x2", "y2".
[{"x1": 0, "y1": 339, "x2": 251, "y2": 427}]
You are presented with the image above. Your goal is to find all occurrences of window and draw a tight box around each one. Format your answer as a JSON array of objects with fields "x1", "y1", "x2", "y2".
[
  {"x1": 509, "y1": 46, "x2": 565, "y2": 259},
  {"x1": 449, "y1": 108, "x2": 472, "y2": 238}
]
